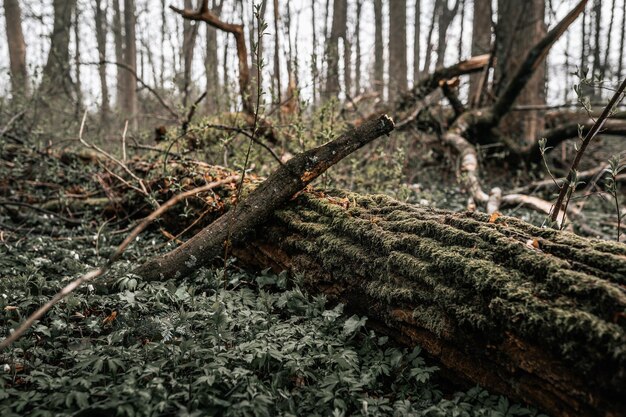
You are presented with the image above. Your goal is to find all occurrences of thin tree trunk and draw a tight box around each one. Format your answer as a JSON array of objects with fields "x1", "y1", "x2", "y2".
[
  {"x1": 468, "y1": 0, "x2": 491, "y2": 103},
  {"x1": 205, "y1": 0, "x2": 222, "y2": 114},
  {"x1": 602, "y1": 0, "x2": 617, "y2": 82},
  {"x1": 373, "y1": 0, "x2": 384, "y2": 94},
  {"x1": 73, "y1": 5, "x2": 83, "y2": 111},
  {"x1": 421, "y1": 0, "x2": 439, "y2": 75},
  {"x1": 388, "y1": 0, "x2": 407, "y2": 103},
  {"x1": 591, "y1": 0, "x2": 601, "y2": 97},
  {"x1": 160, "y1": 0, "x2": 167, "y2": 89},
  {"x1": 273, "y1": 0, "x2": 282, "y2": 103},
  {"x1": 435, "y1": 0, "x2": 460, "y2": 69},
  {"x1": 3, "y1": 0, "x2": 29, "y2": 97},
  {"x1": 324, "y1": 0, "x2": 347, "y2": 99},
  {"x1": 123, "y1": 0, "x2": 138, "y2": 127},
  {"x1": 94, "y1": 0, "x2": 110, "y2": 118},
  {"x1": 311, "y1": 0, "x2": 318, "y2": 104},
  {"x1": 581, "y1": 4, "x2": 587, "y2": 72},
  {"x1": 182, "y1": 0, "x2": 200, "y2": 107},
  {"x1": 457, "y1": 0, "x2": 465, "y2": 61},
  {"x1": 249, "y1": 0, "x2": 267, "y2": 108},
  {"x1": 113, "y1": 0, "x2": 125, "y2": 109},
  {"x1": 618, "y1": 0, "x2": 626, "y2": 81},
  {"x1": 413, "y1": 0, "x2": 420, "y2": 85},
  {"x1": 354, "y1": 0, "x2": 363, "y2": 94}
]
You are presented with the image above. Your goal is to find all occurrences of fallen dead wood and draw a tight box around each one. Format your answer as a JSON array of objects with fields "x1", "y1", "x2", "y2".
[
  {"x1": 7, "y1": 141, "x2": 625, "y2": 416},
  {"x1": 134, "y1": 115, "x2": 395, "y2": 281},
  {"x1": 433, "y1": 0, "x2": 588, "y2": 217},
  {"x1": 230, "y1": 190, "x2": 626, "y2": 417}
]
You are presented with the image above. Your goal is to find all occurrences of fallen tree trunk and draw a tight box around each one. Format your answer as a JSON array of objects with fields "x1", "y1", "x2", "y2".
[{"x1": 230, "y1": 190, "x2": 626, "y2": 417}]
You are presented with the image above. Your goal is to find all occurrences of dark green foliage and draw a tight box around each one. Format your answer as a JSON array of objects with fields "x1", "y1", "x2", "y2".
[{"x1": 0, "y1": 227, "x2": 544, "y2": 417}]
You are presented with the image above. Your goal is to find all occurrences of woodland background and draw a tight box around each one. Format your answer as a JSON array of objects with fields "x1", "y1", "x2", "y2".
[{"x1": 1, "y1": 1, "x2": 626, "y2": 417}]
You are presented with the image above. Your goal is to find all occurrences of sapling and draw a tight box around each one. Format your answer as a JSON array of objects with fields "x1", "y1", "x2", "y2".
[{"x1": 604, "y1": 154, "x2": 625, "y2": 241}]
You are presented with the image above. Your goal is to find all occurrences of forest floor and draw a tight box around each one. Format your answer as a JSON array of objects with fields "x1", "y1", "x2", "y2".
[{"x1": 0, "y1": 118, "x2": 622, "y2": 415}]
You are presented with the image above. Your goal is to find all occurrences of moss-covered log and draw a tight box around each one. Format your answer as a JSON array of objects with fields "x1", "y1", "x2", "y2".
[{"x1": 232, "y1": 191, "x2": 626, "y2": 417}]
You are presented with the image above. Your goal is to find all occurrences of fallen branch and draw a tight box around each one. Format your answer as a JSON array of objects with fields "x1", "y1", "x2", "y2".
[{"x1": 134, "y1": 115, "x2": 395, "y2": 281}]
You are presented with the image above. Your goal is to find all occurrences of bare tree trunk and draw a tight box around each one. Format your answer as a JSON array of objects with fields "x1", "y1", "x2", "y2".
[
  {"x1": 495, "y1": 0, "x2": 546, "y2": 147},
  {"x1": 324, "y1": 0, "x2": 347, "y2": 99},
  {"x1": 273, "y1": 0, "x2": 282, "y2": 103},
  {"x1": 468, "y1": 0, "x2": 491, "y2": 102},
  {"x1": 94, "y1": 0, "x2": 110, "y2": 118},
  {"x1": 457, "y1": 0, "x2": 465, "y2": 60},
  {"x1": 182, "y1": 0, "x2": 200, "y2": 107},
  {"x1": 591, "y1": 0, "x2": 601, "y2": 97},
  {"x1": 160, "y1": 0, "x2": 167, "y2": 89},
  {"x1": 113, "y1": 0, "x2": 125, "y2": 109},
  {"x1": 40, "y1": 0, "x2": 76, "y2": 101},
  {"x1": 344, "y1": 34, "x2": 352, "y2": 98},
  {"x1": 311, "y1": 0, "x2": 318, "y2": 104},
  {"x1": 3, "y1": 0, "x2": 28, "y2": 97},
  {"x1": 602, "y1": 0, "x2": 617, "y2": 82},
  {"x1": 421, "y1": 0, "x2": 438, "y2": 75},
  {"x1": 373, "y1": 0, "x2": 384, "y2": 94},
  {"x1": 249, "y1": 0, "x2": 267, "y2": 108},
  {"x1": 388, "y1": 0, "x2": 407, "y2": 103},
  {"x1": 435, "y1": 0, "x2": 460, "y2": 69},
  {"x1": 123, "y1": 0, "x2": 138, "y2": 128},
  {"x1": 73, "y1": 5, "x2": 83, "y2": 111},
  {"x1": 413, "y1": 0, "x2": 420, "y2": 85},
  {"x1": 354, "y1": 0, "x2": 363, "y2": 94},
  {"x1": 205, "y1": 0, "x2": 223, "y2": 114},
  {"x1": 581, "y1": 4, "x2": 587, "y2": 72},
  {"x1": 618, "y1": 0, "x2": 626, "y2": 81}
]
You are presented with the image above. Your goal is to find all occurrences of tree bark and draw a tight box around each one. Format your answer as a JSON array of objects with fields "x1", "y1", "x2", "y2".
[
  {"x1": 412, "y1": 0, "x2": 420, "y2": 85},
  {"x1": 123, "y1": 0, "x2": 138, "y2": 128},
  {"x1": 435, "y1": 0, "x2": 460, "y2": 69},
  {"x1": 468, "y1": 0, "x2": 491, "y2": 103},
  {"x1": 617, "y1": 0, "x2": 626, "y2": 82},
  {"x1": 354, "y1": 0, "x2": 363, "y2": 95},
  {"x1": 421, "y1": 0, "x2": 438, "y2": 75},
  {"x1": 495, "y1": 0, "x2": 546, "y2": 147},
  {"x1": 324, "y1": 0, "x2": 348, "y2": 99},
  {"x1": 388, "y1": 0, "x2": 407, "y2": 103},
  {"x1": 3, "y1": 0, "x2": 28, "y2": 97},
  {"x1": 231, "y1": 190, "x2": 626, "y2": 417},
  {"x1": 113, "y1": 0, "x2": 125, "y2": 108},
  {"x1": 205, "y1": 0, "x2": 223, "y2": 114},
  {"x1": 273, "y1": 0, "x2": 282, "y2": 103},
  {"x1": 248, "y1": 0, "x2": 267, "y2": 108},
  {"x1": 40, "y1": 0, "x2": 76, "y2": 101},
  {"x1": 73, "y1": 5, "x2": 83, "y2": 111},
  {"x1": 94, "y1": 0, "x2": 110, "y2": 118},
  {"x1": 182, "y1": 0, "x2": 200, "y2": 107},
  {"x1": 373, "y1": 0, "x2": 384, "y2": 94}
]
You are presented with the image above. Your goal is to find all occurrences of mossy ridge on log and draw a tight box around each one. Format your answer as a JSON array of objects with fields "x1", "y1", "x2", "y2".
[{"x1": 239, "y1": 190, "x2": 626, "y2": 417}]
